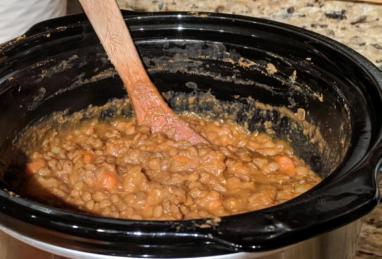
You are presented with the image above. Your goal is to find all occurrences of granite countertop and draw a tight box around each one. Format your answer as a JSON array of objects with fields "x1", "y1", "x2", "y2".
[
  {"x1": 116, "y1": 1, "x2": 381, "y2": 258},
  {"x1": 118, "y1": 0, "x2": 382, "y2": 69}
]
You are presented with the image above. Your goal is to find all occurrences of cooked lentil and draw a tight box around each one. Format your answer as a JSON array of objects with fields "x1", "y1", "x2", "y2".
[{"x1": 20, "y1": 114, "x2": 320, "y2": 220}]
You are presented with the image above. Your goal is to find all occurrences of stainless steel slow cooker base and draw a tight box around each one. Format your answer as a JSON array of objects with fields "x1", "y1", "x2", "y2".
[{"x1": 0, "y1": 220, "x2": 362, "y2": 259}]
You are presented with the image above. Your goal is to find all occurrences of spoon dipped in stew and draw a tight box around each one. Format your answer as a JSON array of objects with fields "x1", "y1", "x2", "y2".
[{"x1": 79, "y1": 0, "x2": 207, "y2": 145}]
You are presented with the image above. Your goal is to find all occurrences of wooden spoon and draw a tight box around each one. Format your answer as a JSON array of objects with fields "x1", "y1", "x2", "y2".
[{"x1": 79, "y1": 0, "x2": 206, "y2": 145}]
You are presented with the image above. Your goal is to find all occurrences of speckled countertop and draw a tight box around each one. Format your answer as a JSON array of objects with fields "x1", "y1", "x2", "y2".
[
  {"x1": 118, "y1": 0, "x2": 382, "y2": 69},
  {"x1": 116, "y1": 1, "x2": 382, "y2": 258}
]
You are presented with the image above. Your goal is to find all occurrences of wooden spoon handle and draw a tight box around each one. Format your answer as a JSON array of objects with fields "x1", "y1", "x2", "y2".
[
  {"x1": 79, "y1": 0, "x2": 207, "y2": 145},
  {"x1": 79, "y1": 0, "x2": 169, "y2": 123},
  {"x1": 79, "y1": 0, "x2": 146, "y2": 84}
]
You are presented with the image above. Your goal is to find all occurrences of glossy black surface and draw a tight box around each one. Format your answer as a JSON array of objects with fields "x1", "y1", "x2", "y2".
[{"x1": 0, "y1": 12, "x2": 381, "y2": 257}]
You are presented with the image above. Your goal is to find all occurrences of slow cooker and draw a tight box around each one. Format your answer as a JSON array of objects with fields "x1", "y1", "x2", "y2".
[{"x1": 0, "y1": 11, "x2": 380, "y2": 259}]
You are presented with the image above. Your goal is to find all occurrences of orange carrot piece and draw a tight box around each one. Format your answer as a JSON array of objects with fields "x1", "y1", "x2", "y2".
[
  {"x1": 96, "y1": 171, "x2": 119, "y2": 191},
  {"x1": 82, "y1": 152, "x2": 94, "y2": 164},
  {"x1": 25, "y1": 158, "x2": 46, "y2": 175},
  {"x1": 274, "y1": 155, "x2": 296, "y2": 176}
]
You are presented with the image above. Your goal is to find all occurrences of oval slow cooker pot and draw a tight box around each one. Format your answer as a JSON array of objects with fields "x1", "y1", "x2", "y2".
[{"x1": 0, "y1": 11, "x2": 381, "y2": 259}]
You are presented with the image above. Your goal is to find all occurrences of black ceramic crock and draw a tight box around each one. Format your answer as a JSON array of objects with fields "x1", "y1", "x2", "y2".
[{"x1": 0, "y1": 12, "x2": 381, "y2": 258}]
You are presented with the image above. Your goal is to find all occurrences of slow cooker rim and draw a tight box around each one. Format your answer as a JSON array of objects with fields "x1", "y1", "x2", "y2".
[{"x1": 0, "y1": 11, "x2": 381, "y2": 256}]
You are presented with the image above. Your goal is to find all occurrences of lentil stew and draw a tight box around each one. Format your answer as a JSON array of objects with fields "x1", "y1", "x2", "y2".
[{"x1": 12, "y1": 106, "x2": 321, "y2": 220}]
